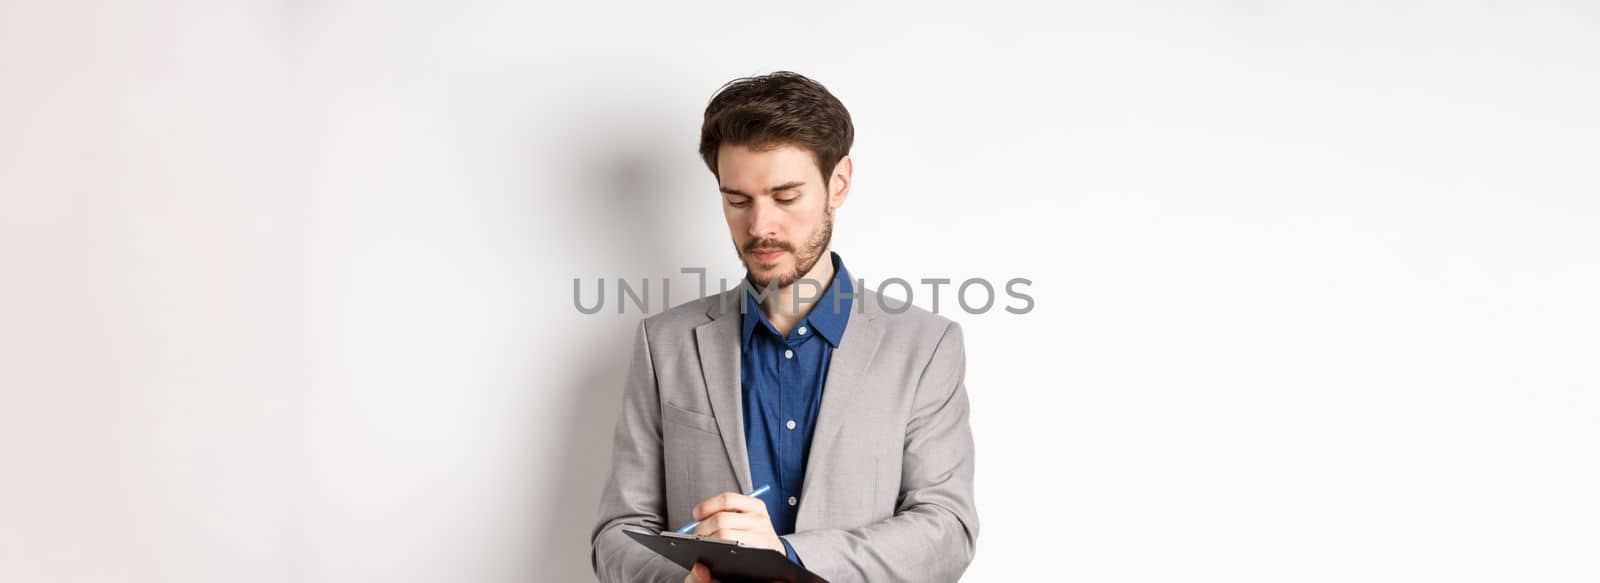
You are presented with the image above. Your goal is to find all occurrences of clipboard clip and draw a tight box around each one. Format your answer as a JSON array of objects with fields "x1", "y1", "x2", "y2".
[{"x1": 656, "y1": 531, "x2": 742, "y2": 547}]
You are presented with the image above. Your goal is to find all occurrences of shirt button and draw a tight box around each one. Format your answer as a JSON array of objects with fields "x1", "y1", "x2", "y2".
[
  {"x1": 786, "y1": 419, "x2": 796, "y2": 430},
  {"x1": 798, "y1": 326, "x2": 808, "y2": 335},
  {"x1": 788, "y1": 496, "x2": 798, "y2": 506},
  {"x1": 784, "y1": 349, "x2": 794, "y2": 359}
]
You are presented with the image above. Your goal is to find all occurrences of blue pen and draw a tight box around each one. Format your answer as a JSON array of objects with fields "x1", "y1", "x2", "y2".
[{"x1": 673, "y1": 484, "x2": 772, "y2": 534}]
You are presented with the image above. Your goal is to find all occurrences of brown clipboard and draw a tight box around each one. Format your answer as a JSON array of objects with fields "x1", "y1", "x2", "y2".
[{"x1": 623, "y1": 528, "x2": 829, "y2": 583}]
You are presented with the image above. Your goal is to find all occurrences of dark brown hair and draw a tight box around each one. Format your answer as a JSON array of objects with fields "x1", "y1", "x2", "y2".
[{"x1": 699, "y1": 71, "x2": 854, "y2": 186}]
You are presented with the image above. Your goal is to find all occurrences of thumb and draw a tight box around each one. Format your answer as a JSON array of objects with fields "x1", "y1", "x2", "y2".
[{"x1": 691, "y1": 562, "x2": 718, "y2": 583}]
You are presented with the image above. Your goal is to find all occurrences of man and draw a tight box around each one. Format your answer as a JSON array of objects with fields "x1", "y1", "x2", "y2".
[{"x1": 590, "y1": 71, "x2": 978, "y2": 583}]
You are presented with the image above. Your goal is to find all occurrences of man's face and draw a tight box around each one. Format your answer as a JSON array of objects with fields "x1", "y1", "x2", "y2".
[{"x1": 717, "y1": 143, "x2": 843, "y2": 290}]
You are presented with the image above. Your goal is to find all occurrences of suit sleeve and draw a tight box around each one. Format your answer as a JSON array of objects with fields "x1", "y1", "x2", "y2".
[
  {"x1": 783, "y1": 322, "x2": 980, "y2": 582},
  {"x1": 590, "y1": 319, "x2": 688, "y2": 583}
]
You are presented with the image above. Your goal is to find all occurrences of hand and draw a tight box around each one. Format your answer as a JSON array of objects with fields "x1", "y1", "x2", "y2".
[
  {"x1": 684, "y1": 562, "x2": 718, "y2": 583},
  {"x1": 689, "y1": 491, "x2": 785, "y2": 554}
]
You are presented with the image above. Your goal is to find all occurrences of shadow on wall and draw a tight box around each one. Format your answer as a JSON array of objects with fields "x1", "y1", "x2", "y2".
[{"x1": 528, "y1": 103, "x2": 709, "y2": 580}]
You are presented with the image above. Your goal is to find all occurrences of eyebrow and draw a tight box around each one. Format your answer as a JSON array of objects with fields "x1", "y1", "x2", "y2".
[{"x1": 719, "y1": 180, "x2": 806, "y2": 196}]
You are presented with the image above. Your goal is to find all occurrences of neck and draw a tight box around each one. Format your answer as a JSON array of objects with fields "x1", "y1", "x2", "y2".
[{"x1": 757, "y1": 250, "x2": 835, "y2": 335}]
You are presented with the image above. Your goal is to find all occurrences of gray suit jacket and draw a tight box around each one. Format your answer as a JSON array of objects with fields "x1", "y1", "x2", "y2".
[{"x1": 591, "y1": 287, "x2": 978, "y2": 582}]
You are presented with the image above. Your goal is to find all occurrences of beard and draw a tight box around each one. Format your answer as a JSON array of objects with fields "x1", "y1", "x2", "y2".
[{"x1": 735, "y1": 204, "x2": 834, "y2": 290}]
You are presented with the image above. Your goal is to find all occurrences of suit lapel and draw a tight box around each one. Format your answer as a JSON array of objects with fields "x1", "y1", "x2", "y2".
[
  {"x1": 694, "y1": 290, "x2": 753, "y2": 494},
  {"x1": 796, "y1": 305, "x2": 883, "y2": 528}
]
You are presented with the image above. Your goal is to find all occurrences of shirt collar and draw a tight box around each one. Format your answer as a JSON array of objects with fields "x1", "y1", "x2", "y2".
[{"x1": 740, "y1": 251, "x2": 854, "y2": 348}]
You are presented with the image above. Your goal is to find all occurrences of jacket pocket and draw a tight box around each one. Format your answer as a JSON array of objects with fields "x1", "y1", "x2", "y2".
[{"x1": 663, "y1": 402, "x2": 721, "y2": 436}]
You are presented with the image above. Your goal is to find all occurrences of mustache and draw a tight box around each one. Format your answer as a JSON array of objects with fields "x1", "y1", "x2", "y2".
[{"x1": 744, "y1": 238, "x2": 794, "y2": 254}]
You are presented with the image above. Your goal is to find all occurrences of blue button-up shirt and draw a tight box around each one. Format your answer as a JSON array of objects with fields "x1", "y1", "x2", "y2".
[{"x1": 741, "y1": 251, "x2": 853, "y2": 565}]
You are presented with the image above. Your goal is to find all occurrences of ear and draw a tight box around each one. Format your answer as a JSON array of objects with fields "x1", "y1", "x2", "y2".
[{"x1": 827, "y1": 155, "x2": 853, "y2": 211}]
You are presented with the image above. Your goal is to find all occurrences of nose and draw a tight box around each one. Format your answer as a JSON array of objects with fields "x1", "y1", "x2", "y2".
[{"x1": 747, "y1": 199, "x2": 779, "y2": 239}]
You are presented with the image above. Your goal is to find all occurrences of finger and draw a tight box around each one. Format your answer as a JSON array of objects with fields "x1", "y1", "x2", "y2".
[
  {"x1": 704, "y1": 525, "x2": 757, "y2": 544},
  {"x1": 692, "y1": 511, "x2": 747, "y2": 538},
  {"x1": 693, "y1": 492, "x2": 765, "y2": 520},
  {"x1": 723, "y1": 493, "x2": 766, "y2": 516},
  {"x1": 689, "y1": 562, "x2": 717, "y2": 583},
  {"x1": 692, "y1": 492, "x2": 738, "y2": 520},
  {"x1": 693, "y1": 492, "x2": 750, "y2": 520}
]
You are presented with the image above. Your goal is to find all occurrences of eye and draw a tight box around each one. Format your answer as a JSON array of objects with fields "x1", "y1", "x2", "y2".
[
  {"x1": 775, "y1": 196, "x2": 798, "y2": 205},
  {"x1": 727, "y1": 197, "x2": 751, "y2": 208}
]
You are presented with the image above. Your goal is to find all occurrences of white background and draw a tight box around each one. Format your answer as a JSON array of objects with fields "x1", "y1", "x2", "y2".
[{"x1": 2, "y1": 1, "x2": 1597, "y2": 581}]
